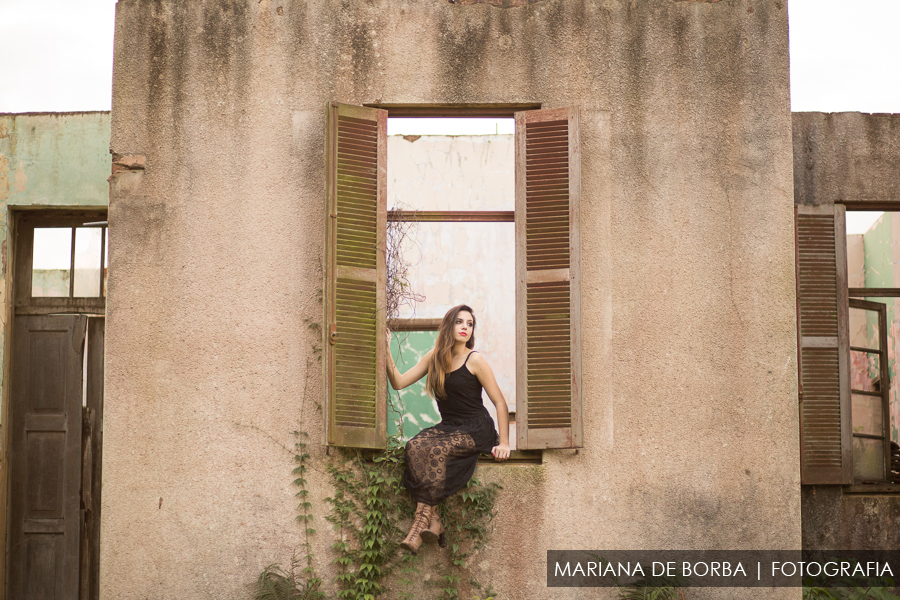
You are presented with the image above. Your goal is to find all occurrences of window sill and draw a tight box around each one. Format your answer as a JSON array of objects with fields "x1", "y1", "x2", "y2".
[
  {"x1": 843, "y1": 484, "x2": 900, "y2": 495},
  {"x1": 328, "y1": 448, "x2": 543, "y2": 465},
  {"x1": 477, "y1": 450, "x2": 542, "y2": 465}
]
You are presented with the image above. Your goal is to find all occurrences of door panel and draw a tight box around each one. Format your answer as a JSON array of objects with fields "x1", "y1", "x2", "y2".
[{"x1": 9, "y1": 315, "x2": 86, "y2": 600}]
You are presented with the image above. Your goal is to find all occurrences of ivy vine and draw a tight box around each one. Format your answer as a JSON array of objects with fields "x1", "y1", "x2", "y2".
[{"x1": 255, "y1": 431, "x2": 500, "y2": 600}]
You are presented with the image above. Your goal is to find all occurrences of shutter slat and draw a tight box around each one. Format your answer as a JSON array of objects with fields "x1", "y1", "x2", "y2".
[
  {"x1": 326, "y1": 103, "x2": 387, "y2": 448},
  {"x1": 516, "y1": 107, "x2": 582, "y2": 449},
  {"x1": 797, "y1": 204, "x2": 851, "y2": 483}
]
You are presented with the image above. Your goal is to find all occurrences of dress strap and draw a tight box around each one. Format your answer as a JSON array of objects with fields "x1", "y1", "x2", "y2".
[{"x1": 463, "y1": 351, "x2": 477, "y2": 366}]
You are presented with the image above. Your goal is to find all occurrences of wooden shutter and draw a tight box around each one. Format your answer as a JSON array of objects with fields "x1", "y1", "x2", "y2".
[
  {"x1": 514, "y1": 107, "x2": 582, "y2": 449},
  {"x1": 796, "y1": 203, "x2": 852, "y2": 484},
  {"x1": 8, "y1": 315, "x2": 87, "y2": 600},
  {"x1": 325, "y1": 103, "x2": 387, "y2": 448}
]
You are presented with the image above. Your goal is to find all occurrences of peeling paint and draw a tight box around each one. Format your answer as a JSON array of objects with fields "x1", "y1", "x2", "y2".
[
  {"x1": 111, "y1": 153, "x2": 146, "y2": 172},
  {"x1": 0, "y1": 113, "x2": 110, "y2": 206},
  {"x1": 13, "y1": 161, "x2": 26, "y2": 193},
  {"x1": 0, "y1": 154, "x2": 9, "y2": 202}
]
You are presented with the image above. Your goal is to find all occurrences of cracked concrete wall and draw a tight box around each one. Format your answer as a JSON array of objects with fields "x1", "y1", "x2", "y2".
[{"x1": 105, "y1": 1, "x2": 796, "y2": 599}]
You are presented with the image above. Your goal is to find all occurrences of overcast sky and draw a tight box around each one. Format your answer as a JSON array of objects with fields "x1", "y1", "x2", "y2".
[
  {"x1": 1, "y1": 0, "x2": 897, "y2": 230},
  {"x1": 2, "y1": 0, "x2": 899, "y2": 114}
]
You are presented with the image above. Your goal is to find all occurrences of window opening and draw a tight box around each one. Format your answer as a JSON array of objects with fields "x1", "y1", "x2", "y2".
[
  {"x1": 74, "y1": 227, "x2": 103, "y2": 297},
  {"x1": 387, "y1": 117, "x2": 516, "y2": 445},
  {"x1": 846, "y1": 210, "x2": 900, "y2": 484},
  {"x1": 32, "y1": 227, "x2": 72, "y2": 297},
  {"x1": 32, "y1": 224, "x2": 108, "y2": 298}
]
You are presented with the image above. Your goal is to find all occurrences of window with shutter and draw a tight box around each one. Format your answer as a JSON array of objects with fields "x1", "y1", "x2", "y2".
[
  {"x1": 796, "y1": 203, "x2": 852, "y2": 484},
  {"x1": 326, "y1": 105, "x2": 582, "y2": 452},
  {"x1": 325, "y1": 103, "x2": 388, "y2": 449}
]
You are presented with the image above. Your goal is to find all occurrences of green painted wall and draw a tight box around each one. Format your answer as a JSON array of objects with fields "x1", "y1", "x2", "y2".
[
  {"x1": 389, "y1": 331, "x2": 441, "y2": 440},
  {"x1": 0, "y1": 112, "x2": 110, "y2": 207}
]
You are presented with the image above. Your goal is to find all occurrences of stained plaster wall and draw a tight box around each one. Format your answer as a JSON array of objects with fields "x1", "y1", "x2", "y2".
[
  {"x1": 105, "y1": 1, "x2": 797, "y2": 599},
  {"x1": 794, "y1": 112, "x2": 900, "y2": 551},
  {"x1": 0, "y1": 111, "x2": 110, "y2": 596}
]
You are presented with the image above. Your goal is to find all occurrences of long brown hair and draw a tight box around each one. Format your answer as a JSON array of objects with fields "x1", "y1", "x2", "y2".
[{"x1": 427, "y1": 304, "x2": 476, "y2": 400}]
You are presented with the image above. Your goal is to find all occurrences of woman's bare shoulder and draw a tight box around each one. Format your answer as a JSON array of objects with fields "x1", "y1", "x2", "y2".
[{"x1": 467, "y1": 351, "x2": 489, "y2": 369}]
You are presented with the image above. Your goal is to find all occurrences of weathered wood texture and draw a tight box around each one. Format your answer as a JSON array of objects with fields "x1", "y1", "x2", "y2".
[
  {"x1": 83, "y1": 318, "x2": 105, "y2": 600},
  {"x1": 326, "y1": 104, "x2": 388, "y2": 448},
  {"x1": 515, "y1": 107, "x2": 582, "y2": 450},
  {"x1": 796, "y1": 204, "x2": 852, "y2": 484},
  {"x1": 9, "y1": 315, "x2": 86, "y2": 600}
]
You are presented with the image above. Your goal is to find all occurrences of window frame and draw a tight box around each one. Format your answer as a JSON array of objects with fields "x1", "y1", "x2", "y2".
[
  {"x1": 14, "y1": 210, "x2": 108, "y2": 316},
  {"x1": 796, "y1": 203, "x2": 900, "y2": 490},
  {"x1": 325, "y1": 103, "x2": 582, "y2": 452}
]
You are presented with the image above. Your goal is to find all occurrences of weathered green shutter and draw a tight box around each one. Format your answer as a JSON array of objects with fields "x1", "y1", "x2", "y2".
[
  {"x1": 325, "y1": 103, "x2": 387, "y2": 448},
  {"x1": 796, "y1": 203, "x2": 852, "y2": 483},
  {"x1": 514, "y1": 107, "x2": 582, "y2": 449}
]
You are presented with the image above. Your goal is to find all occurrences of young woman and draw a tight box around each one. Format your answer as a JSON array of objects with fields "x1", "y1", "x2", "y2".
[{"x1": 385, "y1": 304, "x2": 510, "y2": 554}]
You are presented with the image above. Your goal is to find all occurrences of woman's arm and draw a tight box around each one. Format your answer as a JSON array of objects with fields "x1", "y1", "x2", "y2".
[
  {"x1": 467, "y1": 353, "x2": 510, "y2": 461},
  {"x1": 385, "y1": 331, "x2": 433, "y2": 390}
]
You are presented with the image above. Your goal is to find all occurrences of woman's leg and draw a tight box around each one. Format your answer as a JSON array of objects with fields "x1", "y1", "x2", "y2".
[{"x1": 403, "y1": 427, "x2": 476, "y2": 506}]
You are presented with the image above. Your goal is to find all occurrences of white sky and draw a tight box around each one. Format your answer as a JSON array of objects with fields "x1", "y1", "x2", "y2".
[{"x1": 1, "y1": 0, "x2": 897, "y2": 231}]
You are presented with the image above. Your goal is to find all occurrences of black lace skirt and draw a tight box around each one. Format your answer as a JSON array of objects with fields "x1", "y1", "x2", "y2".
[{"x1": 402, "y1": 413, "x2": 499, "y2": 506}]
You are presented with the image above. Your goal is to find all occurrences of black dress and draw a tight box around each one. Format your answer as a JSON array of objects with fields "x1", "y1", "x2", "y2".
[{"x1": 402, "y1": 351, "x2": 500, "y2": 506}]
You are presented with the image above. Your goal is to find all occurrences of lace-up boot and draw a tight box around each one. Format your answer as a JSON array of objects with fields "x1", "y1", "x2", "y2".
[
  {"x1": 400, "y1": 502, "x2": 432, "y2": 554},
  {"x1": 420, "y1": 506, "x2": 445, "y2": 546}
]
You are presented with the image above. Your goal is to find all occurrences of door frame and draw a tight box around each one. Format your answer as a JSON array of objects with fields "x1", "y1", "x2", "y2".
[{"x1": 3, "y1": 209, "x2": 107, "y2": 600}]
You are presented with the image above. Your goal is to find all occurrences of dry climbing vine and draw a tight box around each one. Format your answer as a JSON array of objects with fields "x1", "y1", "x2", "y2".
[{"x1": 384, "y1": 207, "x2": 425, "y2": 322}]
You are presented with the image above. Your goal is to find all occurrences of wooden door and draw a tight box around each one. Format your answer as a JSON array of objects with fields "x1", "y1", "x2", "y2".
[{"x1": 8, "y1": 315, "x2": 86, "y2": 600}]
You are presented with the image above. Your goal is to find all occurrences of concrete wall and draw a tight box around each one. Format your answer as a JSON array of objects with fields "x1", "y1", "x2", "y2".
[
  {"x1": 802, "y1": 486, "x2": 900, "y2": 550},
  {"x1": 795, "y1": 112, "x2": 900, "y2": 551},
  {"x1": 0, "y1": 111, "x2": 110, "y2": 598},
  {"x1": 106, "y1": 1, "x2": 796, "y2": 599},
  {"x1": 793, "y1": 112, "x2": 900, "y2": 207}
]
